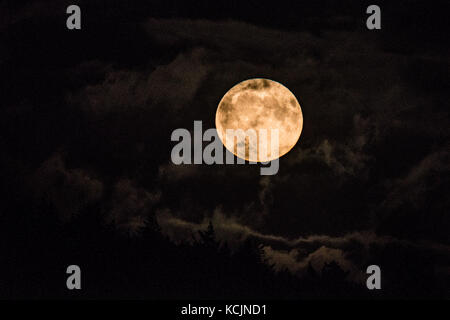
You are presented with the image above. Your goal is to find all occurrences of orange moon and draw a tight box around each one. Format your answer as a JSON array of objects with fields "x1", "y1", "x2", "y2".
[{"x1": 215, "y1": 78, "x2": 303, "y2": 162}]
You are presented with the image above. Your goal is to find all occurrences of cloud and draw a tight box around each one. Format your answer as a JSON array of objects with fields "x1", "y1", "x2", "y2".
[
  {"x1": 33, "y1": 154, "x2": 161, "y2": 234},
  {"x1": 156, "y1": 208, "x2": 450, "y2": 282},
  {"x1": 158, "y1": 163, "x2": 202, "y2": 182},
  {"x1": 383, "y1": 148, "x2": 450, "y2": 210},
  {"x1": 144, "y1": 18, "x2": 305, "y2": 61},
  {"x1": 156, "y1": 208, "x2": 286, "y2": 246},
  {"x1": 146, "y1": 47, "x2": 210, "y2": 110},
  {"x1": 375, "y1": 147, "x2": 450, "y2": 242},
  {"x1": 34, "y1": 153, "x2": 103, "y2": 221},
  {"x1": 106, "y1": 178, "x2": 161, "y2": 235},
  {"x1": 262, "y1": 245, "x2": 360, "y2": 281},
  {"x1": 157, "y1": 207, "x2": 450, "y2": 251},
  {"x1": 67, "y1": 47, "x2": 209, "y2": 115}
]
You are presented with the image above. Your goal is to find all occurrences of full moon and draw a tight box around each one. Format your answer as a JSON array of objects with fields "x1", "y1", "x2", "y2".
[{"x1": 215, "y1": 78, "x2": 303, "y2": 162}]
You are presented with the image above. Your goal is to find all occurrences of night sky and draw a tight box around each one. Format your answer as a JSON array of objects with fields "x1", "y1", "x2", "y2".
[{"x1": 0, "y1": 0, "x2": 449, "y2": 299}]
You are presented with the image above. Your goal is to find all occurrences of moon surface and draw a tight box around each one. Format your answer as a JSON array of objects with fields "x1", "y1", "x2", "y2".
[{"x1": 215, "y1": 78, "x2": 303, "y2": 162}]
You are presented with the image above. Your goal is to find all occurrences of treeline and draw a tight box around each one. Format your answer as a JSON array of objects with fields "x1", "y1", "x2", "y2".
[{"x1": 0, "y1": 202, "x2": 370, "y2": 299}]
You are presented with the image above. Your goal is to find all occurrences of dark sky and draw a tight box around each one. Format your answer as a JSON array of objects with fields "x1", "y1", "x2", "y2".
[{"x1": 0, "y1": 0, "x2": 449, "y2": 298}]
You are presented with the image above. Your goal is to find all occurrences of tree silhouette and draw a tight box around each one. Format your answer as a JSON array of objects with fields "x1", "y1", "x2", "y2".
[{"x1": 197, "y1": 221, "x2": 218, "y2": 250}]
